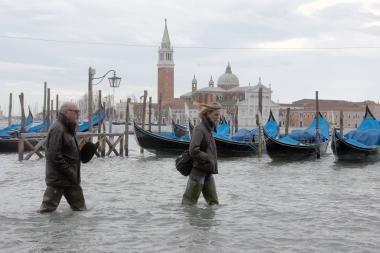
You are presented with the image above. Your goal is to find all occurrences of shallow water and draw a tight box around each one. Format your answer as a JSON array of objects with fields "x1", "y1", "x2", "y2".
[{"x1": 1, "y1": 135, "x2": 380, "y2": 253}]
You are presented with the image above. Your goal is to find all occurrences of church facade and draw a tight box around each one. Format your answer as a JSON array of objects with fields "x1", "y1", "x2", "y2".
[{"x1": 180, "y1": 64, "x2": 279, "y2": 127}]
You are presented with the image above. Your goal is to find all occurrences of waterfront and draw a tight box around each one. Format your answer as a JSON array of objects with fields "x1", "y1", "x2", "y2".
[{"x1": 1, "y1": 136, "x2": 380, "y2": 252}]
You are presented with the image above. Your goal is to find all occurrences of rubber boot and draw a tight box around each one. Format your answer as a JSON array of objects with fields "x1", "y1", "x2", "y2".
[
  {"x1": 182, "y1": 178, "x2": 203, "y2": 206},
  {"x1": 202, "y1": 176, "x2": 219, "y2": 205},
  {"x1": 39, "y1": 186, "x2": 63, "y2": 213}
]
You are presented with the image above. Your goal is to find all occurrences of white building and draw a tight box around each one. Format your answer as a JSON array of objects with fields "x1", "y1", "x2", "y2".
[{"x1": 236, "y1": 78, "x2": 279, "y2": 127}]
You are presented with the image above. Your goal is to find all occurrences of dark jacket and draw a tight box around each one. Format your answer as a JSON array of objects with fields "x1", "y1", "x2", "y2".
[
  {"x1": 189, "y1": 117, "x2": 218, "y2": 176},
  {"x1": 45, "y1": 114, "x2": 81, "y2": 187}
]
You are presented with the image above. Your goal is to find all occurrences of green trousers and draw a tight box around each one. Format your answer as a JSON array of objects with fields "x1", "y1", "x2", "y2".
[
  {"x1": 182, "y1": 175, "x2": 219, "y2": 205},
  {"x1": 40, "y1": 185, "x2": 86, "y2": 213}
]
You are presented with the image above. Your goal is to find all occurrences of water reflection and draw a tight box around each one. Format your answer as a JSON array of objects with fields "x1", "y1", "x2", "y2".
[
  {"x1": 183, "y1": 205, "x2": 217, "y2": 229},
  {"x1": 331, "y1": 160, "x2": 375, "y2": 170}
]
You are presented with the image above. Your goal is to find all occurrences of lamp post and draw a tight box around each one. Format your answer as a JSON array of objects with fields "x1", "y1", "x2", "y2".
[{"x1": 88, "y1": 66, "x2": 121, "y2": 134}]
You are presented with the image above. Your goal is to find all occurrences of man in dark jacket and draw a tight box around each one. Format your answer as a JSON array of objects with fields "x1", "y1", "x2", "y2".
[
  {"x1": 182, "y1": 102, "x2": 221, "y2": 205},
  {"x1": 39, "y1": 102, "x2": 86, "y2": 212}
]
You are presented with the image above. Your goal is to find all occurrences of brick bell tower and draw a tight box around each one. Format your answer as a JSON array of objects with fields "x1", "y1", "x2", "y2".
[{"x1": 157, "y1": 19, "x2": 174, "y2": 104}]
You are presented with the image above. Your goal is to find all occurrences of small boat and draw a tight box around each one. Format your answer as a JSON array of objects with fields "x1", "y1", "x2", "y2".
[
  {"x1": 134, "y1": 121, "x2": 189, "y2": 155},
  {"x1": 0, "y1": 109, "x2": 33, "y2": 135},
  {"x1": 172, "y1": 120, "x2": 188, "y2": 137},
  {"x1": 0, "y1": 136, "x2": 40, "y2": 153},
  {"x1": 78, "y1": 110, "x2": 106, "y2": 132},
  {"x1": 264, "y1": 110, "x2": 330, "y2": 160},
  {"x1": 331, "y1": 105, "x2": 380, "y2": 162},
  {"x1": 134, "y1": 121, "x2": 257, "y2": 157},
  {"x1": 112, "y1": 120, "x2": 126, "y2": 125}
]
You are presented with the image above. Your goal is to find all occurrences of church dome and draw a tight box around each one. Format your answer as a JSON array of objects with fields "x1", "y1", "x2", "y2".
[{"x1": 217, "y1": 63, "x2": 239, "y2": 90}]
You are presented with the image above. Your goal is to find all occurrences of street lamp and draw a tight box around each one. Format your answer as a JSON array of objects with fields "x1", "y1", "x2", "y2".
[{"x1": 88, "y1": 66, "x2": 122, "y2": 134}]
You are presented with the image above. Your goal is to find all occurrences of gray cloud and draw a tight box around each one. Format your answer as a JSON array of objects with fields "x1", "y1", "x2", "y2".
[{"x1": 1, "y1": 0, "x2": 380, "y2": 115}]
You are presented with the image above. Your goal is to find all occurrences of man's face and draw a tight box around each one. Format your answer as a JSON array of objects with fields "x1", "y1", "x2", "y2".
[{"x1": 64, "y1": 105, "x2": 80, "y2": 124}]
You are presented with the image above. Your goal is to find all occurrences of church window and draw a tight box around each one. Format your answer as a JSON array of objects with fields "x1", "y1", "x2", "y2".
[{"x1": 160, "y1": 53, "x2": 163, "y2": 60}]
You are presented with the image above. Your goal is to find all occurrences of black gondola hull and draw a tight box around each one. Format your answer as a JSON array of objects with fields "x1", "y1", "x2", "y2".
[
  {"x1": 0, "y1": 138, "x2": 40, "y2": 153},
  {"x1": 134, "y1": 122, "x2": 257, "y2": 157},
  {"x1": 214, "y1": 137, "x2": 257, "y2": 157},
  {"x1": 264, "y1": 131, "x2": 329, "y2": 160},
  {"x1": 331, "y1": 130, "x2": 379, "y2": 162},
  {"x1": 134, "y1": 124, "x2": 189, "y2": 156}
]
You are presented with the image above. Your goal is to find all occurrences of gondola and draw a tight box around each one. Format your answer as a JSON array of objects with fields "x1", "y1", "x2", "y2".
[
  {"x1": 134, "y1": 121, "x2": 189, "y2": 155},
  {"x1": 134, "y1": 121, "x2": 257, "y2": 157},
  {"x1": 112, "y1": 120, "x2": 126, "y2": 125},
  {"x1": 172, "y1": 120, "x2": 188, "y2": 137},
  {"x1": 0, "y1": 108, "x2": 33, "y2": 134},
  {"x1": 78, "y1": 110, "x2": 106, "y2": 132},
  {"x1": 0, "y1": 136, "x2": 39, "y2": 153},
  {"x1": 331, "y1": 106, "x2": 380, "y2": 162},
  {"x1": 264, "y1": 110, "x2": 330, "y2": 160}
]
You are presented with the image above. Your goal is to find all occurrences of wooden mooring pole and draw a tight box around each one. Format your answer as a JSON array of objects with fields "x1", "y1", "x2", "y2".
[
  {"x1": 125, "y1": 98, "x2": 131, "y2": 156},
  {"x1": 102, "y1": 101, "x2": 106, "y2": 157},
  {"x1": 316, "y1": 91, "x2": 320, "y2": 159},
  {"x1": 50, "y1": 99, "x2": 53, "y2": 123},
  {"x1": 158, "y1": 93, "x2": 162, "y2": 134},
  {"x1": 47, "y1": 88, "x2": 50, "y2": 127},
  {"x1": 285, "y1": 107, "x2": 290, "y2": 136},
  {"x1": 43, "y1": 82, "x2": 47, "y2": 130},
  {"x1": 257, "y1": 87, "x2": 264, "y2": 156},
  {"x1": 234, "y1": 105, "x2": 238, "y2": 133},
  {"x1": 340, "y1": 110, "x2": 343, "y2": 135},
  {"x1": 140, "y1": 90, "x2": 147, "y2": 154},
  {"x1": 19, "y1": 92, "x2": 25, "y2": 133},
  {"x1": 7, "y1": 93, "x2": 12, "y2": 127},
  {"x1": 56, "y1": 94, "x2": 59, "y2": 119},
  {"x1": 108, "y1": 97, "x2": 113, "y2": 141},
  {"x1": 18, "y1": 92, "x2": 25, "y2": 161},
  {"x1": 98, "y1": 90, "x2": 102, "y2": 134},
  {"x1": 88, "y1": 67, "x2": 94, "y2": 137},
  {"x1": 148, "y1": 96, "x2": 152, "y2": 132}
]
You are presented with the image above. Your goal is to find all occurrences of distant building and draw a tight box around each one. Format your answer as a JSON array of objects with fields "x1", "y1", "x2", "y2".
[
  {"x1": 237, "y1": 78, "x2": 279, "y2": 127},
  {"x1": 278, "y1": 99, "x2": 380, "y2": 129},
  {"x1": 180, "y1": 64, "x2": 279, "y2": 127},
  {"x1": 117, "y1": 20, "x2": 280, "y2": 130}
]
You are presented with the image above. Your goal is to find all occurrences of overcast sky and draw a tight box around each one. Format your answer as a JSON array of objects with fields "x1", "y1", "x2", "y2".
[{"x1": 1, "y1": 0, "x2": 380, "y2": 115}]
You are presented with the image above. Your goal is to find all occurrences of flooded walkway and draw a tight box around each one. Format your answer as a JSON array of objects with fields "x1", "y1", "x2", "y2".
[{"x1": 1, "y1": 137, "x2": 380, "y2": 252}]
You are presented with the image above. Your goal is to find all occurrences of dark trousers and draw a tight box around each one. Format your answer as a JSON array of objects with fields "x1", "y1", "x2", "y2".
[
  {"x1": 40, "y1": 185, "x2": 86, "y2": 212},
  {"x1": 182, "y1": 175, "x2": 219, "y2": 206}
]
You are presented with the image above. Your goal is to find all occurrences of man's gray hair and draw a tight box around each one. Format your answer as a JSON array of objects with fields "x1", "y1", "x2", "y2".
[{"x1": 59, "y1": 102, "x2": 77, "y2": 114}]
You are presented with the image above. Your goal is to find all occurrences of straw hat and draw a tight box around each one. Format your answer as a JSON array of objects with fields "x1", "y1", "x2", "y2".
[{"x1": 80, "y1": 141, "x2": 99, "y2": 163}]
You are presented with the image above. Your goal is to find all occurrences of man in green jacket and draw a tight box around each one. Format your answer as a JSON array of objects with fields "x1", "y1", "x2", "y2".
[{"x1": 39, "y1": 102, "x2": 86, "y2": 212}]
